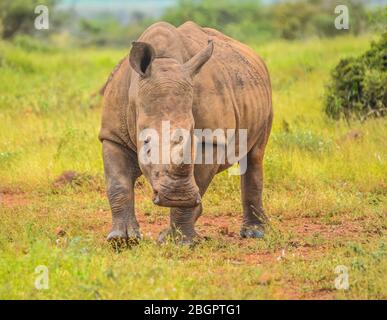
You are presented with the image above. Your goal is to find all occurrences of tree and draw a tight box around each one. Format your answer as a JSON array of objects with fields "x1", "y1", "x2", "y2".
[{"x1": 0, "y1": 0, "x2": 56, "y2": 39}]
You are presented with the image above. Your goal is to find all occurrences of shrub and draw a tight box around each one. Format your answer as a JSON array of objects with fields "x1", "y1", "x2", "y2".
[
  {"x1": 12, "y1": 34, "x2": 56, "y2": 52},
  {"x1": 277, "y1": 0, "x2": 368, "y2": 39},
  {"x1": 0, "y1": 0, "x2": 56, "y2": 39},
  {"x1": 324, "y1": 33, "x2": 387, "y2": 121},
  {"x1": 162, "y1": 0, "x2": 276, "y2": 43}
]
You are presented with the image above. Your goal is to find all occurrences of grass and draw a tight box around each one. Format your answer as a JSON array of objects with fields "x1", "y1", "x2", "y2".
[{"x1": 0, "y1": 34, "x2": 386, "y2": 299}]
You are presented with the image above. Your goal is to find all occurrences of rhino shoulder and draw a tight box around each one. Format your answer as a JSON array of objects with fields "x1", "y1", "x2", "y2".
[{"x1": 99, "y1": 56, "x2": 134, "y2": 148}]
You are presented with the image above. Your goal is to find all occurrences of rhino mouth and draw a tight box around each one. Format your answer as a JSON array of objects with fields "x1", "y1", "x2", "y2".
[{"x1": 152, "y1": 188, "x2": 201, "y2": 208}]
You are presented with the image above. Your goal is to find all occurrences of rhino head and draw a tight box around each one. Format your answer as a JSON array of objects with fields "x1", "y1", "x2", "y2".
[{"x1": 129, "y1": 40, "x2": 214, "y2": 208}]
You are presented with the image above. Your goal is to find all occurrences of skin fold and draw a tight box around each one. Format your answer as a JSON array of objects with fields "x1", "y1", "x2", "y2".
[{"x1": 99, "y1": 21, "x2": 273, "y2": 245}]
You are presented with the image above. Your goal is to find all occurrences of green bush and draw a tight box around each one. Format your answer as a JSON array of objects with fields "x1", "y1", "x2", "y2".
[
  {"x1": 12, "y1": 34, "x2": 56, "y2": 52},
  {"x1": 0, "y1": 0, "x2": 56, "y2": 39},
  {"x1": 162, "y1": 0, "x2": 276, "y2": 43},
  {"x1": 325, "y1": 33, "x2": 387, "y2": 121},
  {"x1": 162, "y1": 0, "x2": 369, "y2": 43},
  {"x1": 369, "y1": 5, "x2": 387, "y2": 33}
]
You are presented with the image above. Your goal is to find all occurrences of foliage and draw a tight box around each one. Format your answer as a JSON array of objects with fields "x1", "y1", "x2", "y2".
[
  {"x1": 12, "y1": 34, "x2": 57, "y2": 52},
  {"x1": 162, "y1": 0, "x2": 275, "y2": 42},
  {"x1": 0, "y1": 0, "x2": 376, "y2": 46},
  {"x1": 162, "y1": 0, "x2": 369, "y2": 42},
  {"x1": 325, "y1": 33, "x2": 387, "y2": 120},
  {"x1": 368, "y1": 4, "x2": 387, "y2": 33},
  {"x1": 271, "y1": 0, "x2": 368, "y2": 40},
  {"x1": 0, "y1": 0, "x2": 57, "y2": 39}
]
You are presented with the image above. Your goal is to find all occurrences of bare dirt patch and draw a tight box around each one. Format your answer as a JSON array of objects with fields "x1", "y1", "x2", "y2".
[
  {"x1": 3, "y1": 191, "x2": 372, "y2": 300},
  {"x1": 128, "y1": 209, "x2": 365, "y2": 248},
  {"x1": 284, "y1": 216, "x2": 363, "y2": 243},
  {"x1": 0, "y1": 191, "x2": 31, "y2": 208},
  {"x1": 52, "y1": 171, "x2": 103, "y2": 191},
  {"x1": 275, "y1": 280, "x2": 336, "y2": 300}
]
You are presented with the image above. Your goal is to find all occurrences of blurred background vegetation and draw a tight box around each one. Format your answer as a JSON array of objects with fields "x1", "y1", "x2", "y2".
[
  {"x1": 0, "y1": 0, "x2": 385, "y2": 46},
  {"x1": 0, "y1": 0, "x2": 385, "y2": 120}
]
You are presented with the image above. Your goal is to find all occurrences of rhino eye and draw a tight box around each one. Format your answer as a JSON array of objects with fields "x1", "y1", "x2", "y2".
[{"x1": 144, "y1": 136, "x2": 151, "y2": 144}]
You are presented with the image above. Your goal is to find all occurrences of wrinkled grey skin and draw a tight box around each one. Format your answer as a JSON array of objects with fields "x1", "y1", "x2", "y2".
[{"x1": 99, "y1": 21, "x2": 273, "y2": 245}]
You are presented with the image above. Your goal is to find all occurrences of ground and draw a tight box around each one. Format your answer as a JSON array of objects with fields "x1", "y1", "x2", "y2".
[{"x1": 0, "y1": 34, "x2": 386, "y2": 299}]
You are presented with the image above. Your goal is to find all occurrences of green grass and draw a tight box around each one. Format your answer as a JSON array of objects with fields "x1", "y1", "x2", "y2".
[{"x1": 0, "y1": 34, "x2": 386, "y2": 299}]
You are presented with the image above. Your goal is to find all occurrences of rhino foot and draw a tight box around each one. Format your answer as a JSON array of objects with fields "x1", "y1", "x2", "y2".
[
  {"x1": 157, "y1": 228, "x2": 202, "y2": 246},
  {"x1": 240, "y1": 225, "x2": 265, "y2": 239},
  {"x1": 107, "y1": 228, "x2": 141, "y2": 249}
]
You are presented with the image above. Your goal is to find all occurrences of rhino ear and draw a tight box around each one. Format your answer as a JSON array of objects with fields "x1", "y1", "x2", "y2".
[
  {"x1": 183, "y1": 40, "x2": 214, "y2": 77},
  {"x1": 129, "y1": 41, "x2": 156, "y2": 77}
]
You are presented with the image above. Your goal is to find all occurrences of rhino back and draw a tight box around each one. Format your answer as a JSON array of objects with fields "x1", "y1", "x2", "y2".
[{"x1": 177, "y1": 22, "x2": 272, "y2": 149}]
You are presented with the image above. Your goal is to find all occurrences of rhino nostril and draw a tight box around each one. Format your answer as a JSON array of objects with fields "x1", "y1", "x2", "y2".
[
  {"x1": 153, "y1": 195, "x2": 160, "y2": 204},
  {"x1": 144, "y1": 136, "x2": 151, "y2": 144},
  {"x1": 172, "y1": 136, "x2": 184, "y2": 146},
  {"x1": 153, "y1": 190, "x2": 160, "y2": 204}
]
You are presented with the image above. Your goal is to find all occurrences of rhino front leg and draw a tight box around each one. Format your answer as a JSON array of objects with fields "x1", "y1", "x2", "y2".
[
  {"x1": 158, "y1": 164, "x2": 218, "y2": 245},
  {"x1": 157, "y1": 205, "x2": 203, "y2": 245},
  {"x1": 103, "y1": 140, "x2": 142, "y2": 246}
]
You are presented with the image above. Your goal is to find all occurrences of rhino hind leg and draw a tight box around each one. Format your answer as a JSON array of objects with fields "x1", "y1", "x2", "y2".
[
  {"x1": 240, "y1": 120, "x2": 272, "y2": 239},
  {"x1": 240, "y1": 148, "x2": 267, "y2": 238}
]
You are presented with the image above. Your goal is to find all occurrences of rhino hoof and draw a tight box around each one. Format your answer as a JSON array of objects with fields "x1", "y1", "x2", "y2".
[
  {"x1": 107, "y1": 230, "x2": 141, "y2": 250},
  {"x1": 107, "y1": 229, "x2": 141, "y2": 243},
  {"x1": 107, "y1": 230, "x2": 127, "y2": 247},
  {"x1": 127, "y1": 229, "x2": 142, "y2": 245},
  {"x1": 240, "y1": 227, "x2": 265, "y2": 239},
  {"x1": 157, "y1": 228, "x2": 199, "y2": 246},
  {"x1": 157, "y1": 228, "x2": 172, "y2": 244}
]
